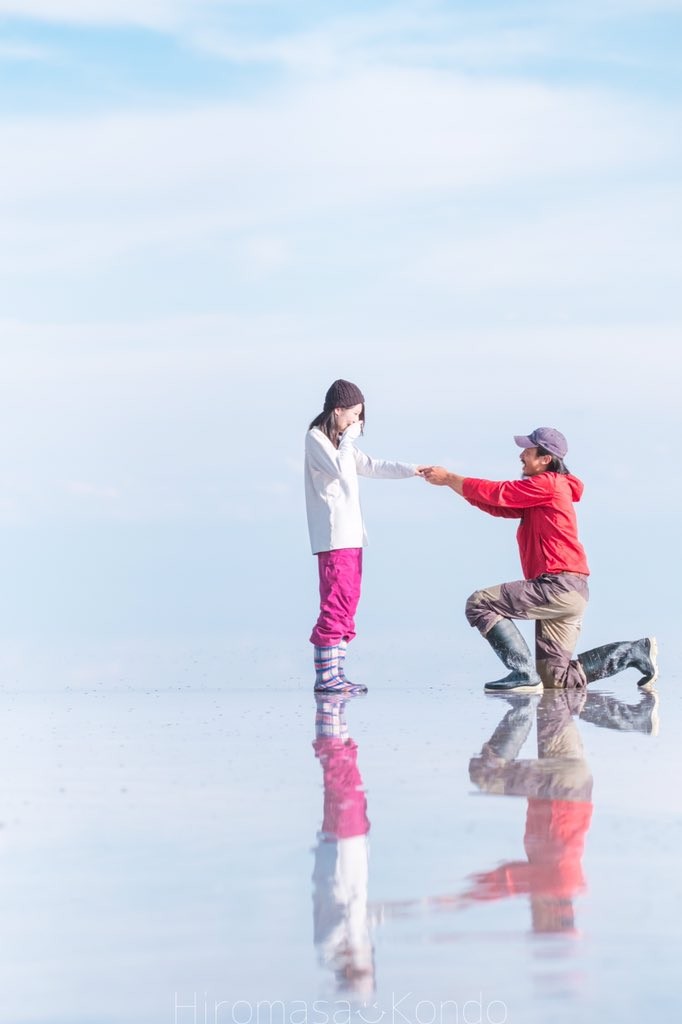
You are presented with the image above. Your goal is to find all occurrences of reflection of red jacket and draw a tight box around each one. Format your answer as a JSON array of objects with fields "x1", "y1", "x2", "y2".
[
  {"x1": 462, "y1": 473, "x2": 590, "y2": 579},
  {"x1": 314, "y1": 737, "x2": 370, "y2": 840},
  {"x1": 467, "y1": 798, "x2": 592, "y2": 901}
]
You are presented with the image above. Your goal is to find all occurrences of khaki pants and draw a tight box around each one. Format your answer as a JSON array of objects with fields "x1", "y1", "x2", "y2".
[{"x1": 466, "y1": 572, "x2": 590, "y2": 689}]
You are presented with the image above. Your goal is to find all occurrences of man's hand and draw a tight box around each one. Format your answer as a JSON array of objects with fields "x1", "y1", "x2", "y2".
[
  {"x1": 422, "y1": 466, "x2": 450, "y2": 485},
  {"x1": 420, "y1": 466, "x2": 465, "y2": 494}
]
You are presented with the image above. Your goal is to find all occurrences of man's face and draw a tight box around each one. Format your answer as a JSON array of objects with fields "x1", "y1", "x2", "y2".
[{"x1": 520, "y1": 446, "x2": 551, "y2": 477}]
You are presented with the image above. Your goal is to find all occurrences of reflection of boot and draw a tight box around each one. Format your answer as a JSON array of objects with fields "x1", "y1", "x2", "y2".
[
  {"x1": 315, "y1": 695, "x2": 349, "y2": 740},
  {"x1": 483, "y1": 620, "x2": 543, "y2": 693},
  {"x1": 579, "y1": 691, "x2": 659, "y2": 736},
  {"x1": 578, "y1": 637, "x2": 658, "y2": 689},
  {"x1": 481, "y1": 698, "x2": 538, "y2": 760}
]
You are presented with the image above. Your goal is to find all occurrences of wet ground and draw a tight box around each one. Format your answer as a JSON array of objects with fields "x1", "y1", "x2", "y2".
[{"x1": 0, "y1": 636, "x2": 680, "y2": 1024}]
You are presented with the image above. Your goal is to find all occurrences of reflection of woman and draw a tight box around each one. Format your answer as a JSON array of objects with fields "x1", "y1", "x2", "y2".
[{"x1": 312, "y1": 696, "x2": 374, "y2": 995}]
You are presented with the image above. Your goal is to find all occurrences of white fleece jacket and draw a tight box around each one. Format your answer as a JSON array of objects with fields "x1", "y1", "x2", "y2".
[{"x1": 304, "y1": 425, "x2": 417, "y2": 554}]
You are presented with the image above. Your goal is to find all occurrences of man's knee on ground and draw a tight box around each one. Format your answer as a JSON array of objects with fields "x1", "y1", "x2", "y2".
[{"x1": 538, "y1": 657, "x2": 586, "y2": 690}]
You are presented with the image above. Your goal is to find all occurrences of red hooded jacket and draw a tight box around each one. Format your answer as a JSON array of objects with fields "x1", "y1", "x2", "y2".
[
  {"x1": 462, "y1": 472, "x2": 590, "y2": 580},
  {"x1": 464, "y1": 797, "x2": 593, "y2": 902}
]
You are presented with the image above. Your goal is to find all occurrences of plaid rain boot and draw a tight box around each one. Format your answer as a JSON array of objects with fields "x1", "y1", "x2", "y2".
[
  {"x1": 313, "y1": 644, "x2": 368, "y2": 695},
  {"x1": 313, "y1": 645, "x2": 344, "y2": 693},
  {"x1": 337, "y1": 639, "x2": 367, "y2": 693}
]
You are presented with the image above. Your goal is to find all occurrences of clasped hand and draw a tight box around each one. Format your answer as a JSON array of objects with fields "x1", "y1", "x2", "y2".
[{"x1": 417, "y1": 466, "x2": 452, "y2": 486}]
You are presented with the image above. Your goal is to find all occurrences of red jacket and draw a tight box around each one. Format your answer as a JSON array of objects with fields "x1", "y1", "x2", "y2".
[
  {"x1": 464, "y1": 797, "x2": 593, "y2": 902},
  {"x1": 462, "y1": 472, "x2": 590, "y2": 580}
]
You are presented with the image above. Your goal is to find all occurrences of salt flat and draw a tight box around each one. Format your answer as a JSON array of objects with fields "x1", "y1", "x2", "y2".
[{"x1": 0, "y1": 634, "x2": 678, "y2": 1024}]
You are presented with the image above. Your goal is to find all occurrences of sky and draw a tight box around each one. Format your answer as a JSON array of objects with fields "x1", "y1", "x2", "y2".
[
  {"x1": 2, "y1": 14, "x2": 681, "y2": 1023},
  {"x1": 1, "y1": 0, "x2": 681, "y2": 655}
]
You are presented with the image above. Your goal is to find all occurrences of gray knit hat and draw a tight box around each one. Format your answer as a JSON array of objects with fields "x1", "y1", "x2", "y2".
[{"x1": 323, "y1": 379, "x2": 365, "y2": 412}]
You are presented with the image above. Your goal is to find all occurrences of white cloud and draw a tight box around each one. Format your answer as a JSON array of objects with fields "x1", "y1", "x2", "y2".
[
  {"x1": 578, "y1": 0, "x2": 682, "y2": 11},
  {"x1": 66, "y1": 480, "x2": 121, "y2": 500},
  {"x1": 1, "y1": 0, "x2": 677, "y2": 47},
  {"x1": 242, "y1": 236, "x2": 291, "y2": 274},
  {"x1": 192, "y1": 17, "x2": 551, "y2": 74},
  {"x1": 414, "y1": 183, "x2": 682, "y2": 293},
  {"x1": 0, "y1": 40, "x2": 55, "y2": 60},
  {"x1": 0, "y1": 69, "x2": 670, "y2": 273},
  {"x1": 0, "y1": 312, "x2": 680, "y2": 524},
  {"x1": 0, "y1": 0, "x2": 186, "y2": 29},
  {"x1": 0, "y1": 0, "x2": 273, "y2": 30}
]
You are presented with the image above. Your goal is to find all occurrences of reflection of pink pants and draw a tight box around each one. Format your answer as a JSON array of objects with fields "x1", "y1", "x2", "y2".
[
  {"x1": 313, "y1": 736, "x2": 370, "y2": 838},
  {"x1": 310, "y1": 548, "x2": 363, "y2": 646}
]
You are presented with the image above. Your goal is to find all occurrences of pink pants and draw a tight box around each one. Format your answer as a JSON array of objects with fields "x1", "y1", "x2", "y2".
[{"x1": 310, "y1": 548, "x2": 363, "y2": 647}]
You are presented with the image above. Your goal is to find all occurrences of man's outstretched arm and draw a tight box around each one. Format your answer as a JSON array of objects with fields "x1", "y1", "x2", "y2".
[
  {"x1": 421, "y1": 465, "x2": 524, "y2": 519},
  {"x1": 421, "y1": 466, "x2": 465, "y2": 494}
]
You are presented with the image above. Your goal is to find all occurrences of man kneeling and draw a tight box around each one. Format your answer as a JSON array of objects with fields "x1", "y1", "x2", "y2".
[{"x1": 422, "y1": 427, "x2": 658, "y2": 693}]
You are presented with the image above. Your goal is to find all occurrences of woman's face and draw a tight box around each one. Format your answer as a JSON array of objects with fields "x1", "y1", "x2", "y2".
[{"x1": 334, "y1": 403, "x2": 363, "y2": 432}]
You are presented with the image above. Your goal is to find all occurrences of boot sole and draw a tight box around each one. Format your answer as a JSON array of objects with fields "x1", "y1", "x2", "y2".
[
  {"x1": 638, "y1": 636, "x2": 659, "y2": 689},
  {"x1": 484, "y1": 680, "x2": 543, "y2": 694},
  {"x1": 647, "y1": 691, "x2": 660, "y2": 736},
  {"x1": 314, "y1": 683, "x2": 368, "y2": 696}
]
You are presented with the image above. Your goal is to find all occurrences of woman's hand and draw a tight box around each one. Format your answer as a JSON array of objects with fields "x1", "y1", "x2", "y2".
[{"x1": 339, "y1": 421, "x2": 363, "y2": 442}]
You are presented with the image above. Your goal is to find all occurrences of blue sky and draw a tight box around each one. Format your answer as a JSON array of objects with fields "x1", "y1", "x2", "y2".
[
  {"x1": 0, "y1": 0, "x2": 681, "y2": 644},
  {"x1": 1, "y1": 13, "x2": 680, "y2": 1018},
  {"x1": 2, "y1": 2, "x2": 681, "y2": 106}
]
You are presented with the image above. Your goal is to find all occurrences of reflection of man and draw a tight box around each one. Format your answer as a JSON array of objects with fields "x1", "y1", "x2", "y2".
[
  {"x1": 580, "y1": 690, "x2": 659, "y2": 735},
  {"x1": 466, "y1": 691, "x2": 592, "y2": 932},
  {"x1": 422, "y1": 428, "x2": 658, "y2": 694},
  {"x1": 312, "y1": 696, "x2": 374, "y2": 996},
  {"x1": 369, "y1": 691, "x2": 658, "y2": 933}
]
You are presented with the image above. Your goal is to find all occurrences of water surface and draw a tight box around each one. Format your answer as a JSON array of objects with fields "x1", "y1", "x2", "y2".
[{"x1": 0, "y1": 635, "x2": 679, "y2": 1024}]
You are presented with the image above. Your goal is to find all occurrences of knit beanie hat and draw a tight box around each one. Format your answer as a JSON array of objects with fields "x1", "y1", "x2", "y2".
[{"x1": 323, "y1": 379, "x2": 365, "y2": 412}]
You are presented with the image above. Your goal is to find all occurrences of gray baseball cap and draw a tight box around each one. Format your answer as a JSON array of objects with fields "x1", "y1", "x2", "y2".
[{"x1": 514, "y1": 427, "x2": 568, "y2": 459}]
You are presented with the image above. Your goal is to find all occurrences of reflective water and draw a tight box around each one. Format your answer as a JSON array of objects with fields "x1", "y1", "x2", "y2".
[
  {"x1": 0, "y1": 638, "x2": 680, "y2": 1024},
  {"x1": 1, "y1": 638, "x2": 675, "y2": 1024}
]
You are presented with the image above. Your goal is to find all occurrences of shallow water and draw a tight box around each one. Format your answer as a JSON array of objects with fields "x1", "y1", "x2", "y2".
[{"x1": 0, "y1": 635, "x2": 680, "y2": 1024}]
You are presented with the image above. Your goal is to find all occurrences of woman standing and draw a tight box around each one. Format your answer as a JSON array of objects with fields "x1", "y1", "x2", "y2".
[{"x1": 305, "y1": 379, "x2": 422, "y2": 694}]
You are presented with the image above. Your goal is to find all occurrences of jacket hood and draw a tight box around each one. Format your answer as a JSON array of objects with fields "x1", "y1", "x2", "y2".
[{"x1": 565, "y1": 474, "x2": 584, "y2": 502}]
